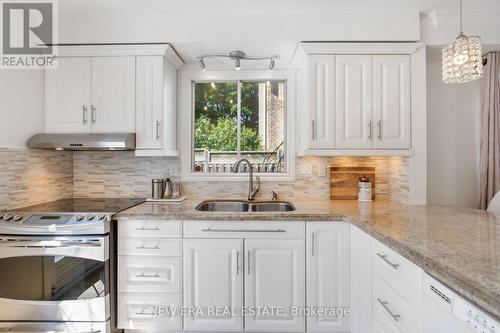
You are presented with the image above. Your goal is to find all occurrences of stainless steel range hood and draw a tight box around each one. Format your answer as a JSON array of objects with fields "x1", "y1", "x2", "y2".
[{"x1": 27, "y1": 133, "x2": 136, "y2": 151}]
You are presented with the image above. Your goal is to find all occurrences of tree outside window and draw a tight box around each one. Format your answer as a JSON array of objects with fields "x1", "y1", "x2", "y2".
[{"x1": 193, "y1": 81, "x2": 286, "y2": 173}]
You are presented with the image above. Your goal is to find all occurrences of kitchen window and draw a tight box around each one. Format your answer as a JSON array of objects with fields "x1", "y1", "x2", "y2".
[{"x1": 192, "y1": 80, "x2": 287, "y2": 174}]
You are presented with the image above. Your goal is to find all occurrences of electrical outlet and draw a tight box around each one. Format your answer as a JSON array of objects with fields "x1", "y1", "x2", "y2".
[
  {"x1": 300, "y1": 164, "x2": 312, "y2": 177},
  {"x1": 317, "y1": 164, "x2": 327, "y2": 177}
]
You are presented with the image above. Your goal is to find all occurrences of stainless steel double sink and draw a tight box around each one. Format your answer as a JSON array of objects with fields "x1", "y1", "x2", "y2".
[{"x1": 195, "y1": 200, "x2": 296, "y2": 212}]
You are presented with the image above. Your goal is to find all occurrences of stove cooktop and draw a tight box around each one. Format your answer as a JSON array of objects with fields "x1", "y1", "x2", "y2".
[
  {"x1": 8, "y1": 198, "x2": 145, "y2": 214},
  {"x1": 0, "y1": 198, "x2": 144, "y2": 235}
]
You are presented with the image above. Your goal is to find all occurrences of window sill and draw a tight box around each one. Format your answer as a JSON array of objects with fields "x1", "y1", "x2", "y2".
[{"x1": 181, "y1": 172, "x2": 295, "y2": 182}]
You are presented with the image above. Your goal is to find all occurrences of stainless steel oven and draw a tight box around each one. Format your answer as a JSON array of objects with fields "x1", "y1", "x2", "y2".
[
  {"x1": 0, "y1": 235, "x2": 110, "y2": 323},
  {"x1": 0, "y1": 198, "x2": 144, "y2": 333}
]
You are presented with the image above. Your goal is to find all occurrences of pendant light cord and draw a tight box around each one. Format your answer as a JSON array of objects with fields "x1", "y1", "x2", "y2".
[{"x1": 459, "y1": 0, "x2": 463, "y2": 34}]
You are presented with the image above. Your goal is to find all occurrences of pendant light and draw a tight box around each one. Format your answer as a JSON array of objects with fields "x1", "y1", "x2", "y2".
[{"x1": 442, "y1": 0, "x2": 483, "y2": 84}]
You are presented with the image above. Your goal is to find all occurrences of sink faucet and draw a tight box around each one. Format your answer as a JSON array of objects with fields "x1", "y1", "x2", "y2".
[{"x1": 232, "y1": 158, "x2": 260, "y2": 200}]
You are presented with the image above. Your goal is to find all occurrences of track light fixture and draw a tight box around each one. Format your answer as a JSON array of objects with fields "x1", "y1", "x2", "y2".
[
  {"x1": 196, "y1": 50, "x2": 279, "y2": 71},
  {"x1": 199, "y1": 58, "x2": 206, "y2": 71}
]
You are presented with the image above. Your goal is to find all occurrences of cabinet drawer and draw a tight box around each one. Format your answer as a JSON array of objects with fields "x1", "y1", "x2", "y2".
[
  {"x1": 183, "y1": 221, "x2": 305, "y2": 239},
  {"x1": 118, "y1": 220, "x2": 182, "y2": 238},
  {"x1": 118, "y1": 238, "x2": 182, "y2": 257},
  {"x1": 372, "y1": 239, "x2": 422, "y2": 296},
  {"x1": 117, "y1": 292, "x2": 181, "y2": 330},
  {"x1": 373, "y1": 274, "x2": 422, "y2": 333},
  {"x1": 118, "y1": 256, "x2": 181, "y2": 293}
]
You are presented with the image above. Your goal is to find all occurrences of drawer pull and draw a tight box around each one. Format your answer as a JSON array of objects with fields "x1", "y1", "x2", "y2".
[
  {"x1": 201, "y1": 228, "x2": 286, "y2": 233},
  {"x1": 136, "y1": 244, "x2": 160, "y2": 250},
  {"x1": 136, "y1": 272, "x2": 160, "y2": 278},
  {"x1": 236, "y1": 250, "x2": 240, "y2": 275},
  {"x1": 376, "y1": 253, "x2": 400, "y2": 269},
  {"x1": 135, "y1": 309, "x2": 155, "y2": 316},
  {"x1": 377, "y1": 298, "x2": 401, "y2": 322},
  {"x1": 136, "y1": 226, "x2": 160, "y2": 231}
]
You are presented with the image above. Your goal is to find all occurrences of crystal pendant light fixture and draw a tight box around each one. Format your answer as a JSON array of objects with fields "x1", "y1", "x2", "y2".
[{"x1": 442, "y1": 0, "x2": 483, "y2": 84}]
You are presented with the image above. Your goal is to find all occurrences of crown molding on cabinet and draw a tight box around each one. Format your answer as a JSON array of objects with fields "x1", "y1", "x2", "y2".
[{"x1": 56, "y1": 44, "x2": 184, "y2": 69}]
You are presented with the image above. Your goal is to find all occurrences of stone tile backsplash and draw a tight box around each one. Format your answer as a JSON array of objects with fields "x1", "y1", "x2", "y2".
[
  {"x1": 0, "y1": 149, "x2": 409, "y2": 209},
  {"x1": 0, "y1": 148, "x2": 73, "y2": 210},
  {"x1": 73, "y1": 152, "x2": 410, "y2": 203}
]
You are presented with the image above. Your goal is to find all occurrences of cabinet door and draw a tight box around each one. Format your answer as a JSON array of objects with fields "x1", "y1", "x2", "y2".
[
  {"x1": 245, "y1": 239, "x2": 305, "y2": 332},
  {"x1": 308, "y1": 55, "x2": 336, "y2": 149},
  {"x1": 136, "y1": 56, "x2": 164, "y2": 150},
  {"x1": 350, "y1": 225, "x2": 373, "y2": 333},
  {"x1": 45, "y1": 57, "x2": 91, "y2": 133},
  {"x1": 183, "y1": 239, "x2": 243, "y2": 331},
  {"x1": 91, "y1": 57, "x2": 135, "y2": 133},
  {"x1": 373, "y1": 55, "x2": 411, "y2": 149},
  {"x1": 307, "y1": 222, "x2": 350, "y2": 332},
  {"x1": 335, "y1": 55, "x2": 373, "y2": 149}
]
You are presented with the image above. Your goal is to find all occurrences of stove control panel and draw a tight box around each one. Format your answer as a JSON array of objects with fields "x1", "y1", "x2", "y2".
[{"x1": 0, "y1": 212, "x2": 112, "y2": 225}]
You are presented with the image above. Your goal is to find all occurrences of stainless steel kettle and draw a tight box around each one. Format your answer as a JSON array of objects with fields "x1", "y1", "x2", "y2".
[{"x1": 151, "y1": 178, "x2": 173, "y2": 199}]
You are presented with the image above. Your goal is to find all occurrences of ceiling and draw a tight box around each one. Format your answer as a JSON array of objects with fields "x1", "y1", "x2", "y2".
[{"x1": 58, "y1": 0, "x2": 500, "y2": 66}]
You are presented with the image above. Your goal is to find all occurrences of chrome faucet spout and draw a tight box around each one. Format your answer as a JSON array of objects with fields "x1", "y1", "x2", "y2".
[{"x1": 232, "y1": 158, "x2": 260, "y2": 200}]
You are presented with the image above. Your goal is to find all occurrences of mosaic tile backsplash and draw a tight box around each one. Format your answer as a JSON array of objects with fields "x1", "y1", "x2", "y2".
[
  {"x1": 0, "y1": 149, "x2": 73, "y2": 210},
  {"x1": 0, "y1": 149, "x2": 409, "y2": 209},
  {"x1": 72, "y1": 152, "x2": 409, "y2": 203}
]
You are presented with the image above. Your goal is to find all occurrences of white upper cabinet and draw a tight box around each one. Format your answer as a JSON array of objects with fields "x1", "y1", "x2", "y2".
[
  {"x1": 135, "y1": 56, "x2": 164, "y2": 150},
  {"x1": 308, "y1": 55, "x2": 336, "y2": 149},
  {"x1": 90, "y1": 57, "x2": 136, "y2": 133},
  {"x1": 372, "y1": 55, "x2": 411, "y2": 149},
  {"x1": 45, "y1": 57, "x2": 91, "y2": 133},
  {"x1": 245, "y1": 239, "x2": 305, "y2": 332},
  {"x1": 306, "y1": 222, "x2": 350, "y2": 333},
  {"x1": 295, "y1": 43, "x2": 421, "y2": 156},
  {"x1": 335, "y1": 56, "x2": 373, "y2": 149},
  {"x1": 183, "y1": 239, "x2": 243, "y2": 331},
  {"x1": 44, "y1": 45, "x2": 184, "y2": 156}
]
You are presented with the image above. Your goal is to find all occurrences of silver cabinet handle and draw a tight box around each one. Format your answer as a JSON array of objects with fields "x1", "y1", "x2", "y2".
[
  {"x1": 135, "y1": 309, "x2": 154, "y2": 316},
  {"x1": 136, "y1": 272, "x2": 160, "y2": 278},
  {"x1": 201, "y1": 228, "x2": 285, "y2": 233},
  {"x1": 311, "y1": 232, "x2": 315, "y2": 256},
  {"x1": 136, "y1": 244, "x2": 160, "y2": 250},
  {"x1": 368, "y1": 120, "x2": 373, "y2": 140},
  {"x1": 155, "y1": 120, "x2": 160, "y2": 140},
  {"x1": 82, "y1": 105, "x2": 88, "y2": 124},
  {"x1": 236, "y1": 250, "x2": 240, "y2": 275},
  {"x1": 136, "y1": 226, "x2": 160, "y2": 231},
  {"x1": 91, "y1": 105, "x2": 96, "y2": 124},
  {"x1": 247, "y1": 250, "x2": 251, "y2": 275},
  {"x1": 312, "y1": 120, "x2": 316, "y2": 140},
  {"x1": 377, "y1": 298, "x2": 401, "y2": 322},
  {"x1": 376, "y1": 253, "x2": 400, "y2": 269},
  {"x1": 377, "y1": 120, "x2": 382, "y2": 139}
]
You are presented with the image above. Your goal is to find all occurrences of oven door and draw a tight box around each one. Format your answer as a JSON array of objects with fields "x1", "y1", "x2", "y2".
[
  {"x1": 0, "y1": 321, "x2": 110, "y2": 333},
  {"x1": 0, "y1": 235, "x2": 110, "y2": 322}
]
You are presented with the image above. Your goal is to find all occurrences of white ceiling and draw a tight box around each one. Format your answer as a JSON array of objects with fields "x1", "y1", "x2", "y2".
[{"x1": 58, "y1": 0, "x2": 500, "y2": 66}]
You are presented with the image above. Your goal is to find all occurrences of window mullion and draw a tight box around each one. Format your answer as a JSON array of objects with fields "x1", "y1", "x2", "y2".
[{"x1": 236, "y1": 80, "x2": 242, "y2": 157}]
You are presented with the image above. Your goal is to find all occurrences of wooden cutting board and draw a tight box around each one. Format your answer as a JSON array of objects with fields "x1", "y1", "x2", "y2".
[{"x1": 330, "y1": 166, "x2": 375, "y2": 200}]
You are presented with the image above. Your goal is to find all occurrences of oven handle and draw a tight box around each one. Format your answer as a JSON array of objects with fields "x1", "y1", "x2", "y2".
[
  {"x1": 0, "y1": 238, "x2": 103, "y2": 248},
  {"x1": 0, "y1": 330, "x2": 101, "y2": 333}
]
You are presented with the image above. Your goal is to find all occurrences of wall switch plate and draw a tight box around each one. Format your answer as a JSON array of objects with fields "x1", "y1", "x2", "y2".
[
  {"x1": 300, "y1": 164, "x2": 312, "y2": 177},
  {"x1": 317, "y1": 164, "x2": 327, "y2": 177}
]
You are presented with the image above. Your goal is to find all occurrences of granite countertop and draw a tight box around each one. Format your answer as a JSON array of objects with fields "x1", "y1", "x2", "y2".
[{"x1": 115, "y1": 199, "x2": 500, "y2": 319}]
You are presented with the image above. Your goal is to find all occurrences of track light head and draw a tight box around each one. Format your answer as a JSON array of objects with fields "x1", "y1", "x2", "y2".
[
  {"x1": 235, "y1": 59, "x2": 241, "y2": 71},
  {"x1": 269, "y1": 58, "x2": 275, "y2": 70},
  {"x1": 199, "y1": 58, "x2": 206, "y2": 71}
]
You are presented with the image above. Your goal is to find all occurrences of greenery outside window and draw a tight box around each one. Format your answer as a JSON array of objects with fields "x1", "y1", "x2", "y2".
[{"x1": 193, "y1": 80, "x2": 286, "y2": 174}]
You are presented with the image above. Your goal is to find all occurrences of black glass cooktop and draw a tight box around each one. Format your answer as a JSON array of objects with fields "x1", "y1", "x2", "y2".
[{"x1": 9, "y1": 198, "x2": 145, "y2": 214}]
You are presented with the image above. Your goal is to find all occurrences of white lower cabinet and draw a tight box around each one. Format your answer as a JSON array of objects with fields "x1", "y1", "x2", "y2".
[
  {"x1": 118, "y1": 293, "x2": 182, "y2": 331},
  {"x1": 183, "y1": 239, "x2": 243, "y2": 331},
  {"x1": 306, "y1": 222, "x2": 350, "y2": 333},
  {"x1": 350, "y1": 225, "x2": 373, "y2": 333},
  {"x1": 245, "y1": 239, "x2": 305, "y2": 332}
]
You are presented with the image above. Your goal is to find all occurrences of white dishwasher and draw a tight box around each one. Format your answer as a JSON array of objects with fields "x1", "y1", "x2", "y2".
[{"x1": 423, "y1": 273, "x2": 499, "y2": 333}]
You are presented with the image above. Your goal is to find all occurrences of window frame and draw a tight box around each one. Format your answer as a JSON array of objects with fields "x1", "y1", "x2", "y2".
[{"x1": 180, "y1": 69, "x2": 296, "y2": 181}]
